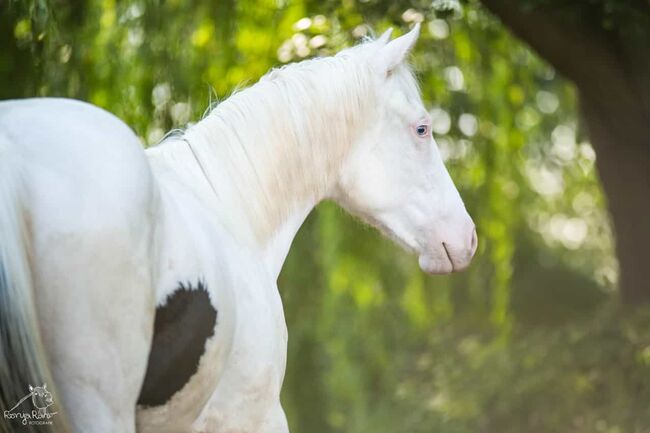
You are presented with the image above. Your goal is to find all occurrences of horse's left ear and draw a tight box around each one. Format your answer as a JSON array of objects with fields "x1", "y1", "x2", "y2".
[
  {"x1": 376, "y1": 27, "x2": 393, "y2": 45},
  {"x1": 43, "y1": 384, "x2": 47, "y2": 390},
  {"x1": 374, "y1": 23, "x2": 420, "y2": 75}
]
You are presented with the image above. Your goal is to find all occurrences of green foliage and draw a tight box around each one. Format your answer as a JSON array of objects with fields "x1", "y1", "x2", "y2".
[{"x1": 2, "y1": 0, "x2": 648, "y2": 431}]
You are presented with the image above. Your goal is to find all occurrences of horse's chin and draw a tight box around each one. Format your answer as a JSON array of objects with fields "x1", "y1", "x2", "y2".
[{"x1": 418, "y1": 253, "x2": 453, "y2": 275}]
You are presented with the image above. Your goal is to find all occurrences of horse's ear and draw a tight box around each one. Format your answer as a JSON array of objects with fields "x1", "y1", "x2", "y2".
[
  {"x1": 374, "y1": 23, "x2": 420, "y2": 75},
  {"x1": 376, "y1": 27, "x2": 393, "y2": 45},
  {"x1": 29, "y1": 385, "x2": 33, "y2": 391},
  {"x1": 43, "y1": 384, "x2": 47, "y2": 390}
]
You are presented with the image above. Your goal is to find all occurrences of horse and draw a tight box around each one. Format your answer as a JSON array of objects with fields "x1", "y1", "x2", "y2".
[{"x1": 0, "y1": 23, "x2": 477, "y2": 433}]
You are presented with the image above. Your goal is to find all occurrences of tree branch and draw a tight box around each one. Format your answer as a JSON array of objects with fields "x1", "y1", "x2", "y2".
[{"x1": 481, "y1": 0, "x2": 629, "y2": 103}]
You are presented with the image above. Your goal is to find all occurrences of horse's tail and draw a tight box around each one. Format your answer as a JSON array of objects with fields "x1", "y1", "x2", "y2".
[{"x1": 0, "y1": 135, "x2": 70, "y2": 433}]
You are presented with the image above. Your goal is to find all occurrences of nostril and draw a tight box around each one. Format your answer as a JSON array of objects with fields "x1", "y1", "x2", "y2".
[{"x1": 470, "y1": 227, "x2": 478, "y2": 255}]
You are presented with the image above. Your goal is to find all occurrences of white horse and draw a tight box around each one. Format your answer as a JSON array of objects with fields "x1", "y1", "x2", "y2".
[{"x1": 0, "y1": 24, "x2": 476, "y2": 433}]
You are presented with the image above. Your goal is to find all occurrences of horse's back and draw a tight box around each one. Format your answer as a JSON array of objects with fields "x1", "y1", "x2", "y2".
[
  {"x1": 0, "y1": 97, "x2": 135, "y2": 139},
  {"x1": 0, "y1": 97, "x2": 139, "y2": 151},
  {"x1": 1, "y1": 97, "x2": 151, "y2": 204},
  {"x1": 1, "y1": 98, "x2": 157, "y2": 230}
]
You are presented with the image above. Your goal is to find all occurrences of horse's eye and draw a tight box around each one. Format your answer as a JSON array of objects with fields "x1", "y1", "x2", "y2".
[{"x1": 416, "y1": 124, "x2": 429, "y2": 137}]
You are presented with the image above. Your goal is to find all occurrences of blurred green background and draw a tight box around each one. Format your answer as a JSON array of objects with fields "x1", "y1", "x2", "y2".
[{"x1": 2, "y1": 0, "x2": 649, "y2": 432}]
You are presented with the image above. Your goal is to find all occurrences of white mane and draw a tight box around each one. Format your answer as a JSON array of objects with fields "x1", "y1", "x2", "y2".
[{"x1": 162, "y1": 41, "x2": 417, "y2": 242}]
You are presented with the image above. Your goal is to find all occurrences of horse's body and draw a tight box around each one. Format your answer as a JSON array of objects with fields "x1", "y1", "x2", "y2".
[
  {"x1": 0, "y1": 25, "x2": 477, "y2": 433},
  {"x1": 1, "y1": 97, "x2": 288, "y2": 432}
]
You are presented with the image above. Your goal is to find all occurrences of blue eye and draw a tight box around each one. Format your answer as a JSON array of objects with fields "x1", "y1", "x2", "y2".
[{"x1": 416, "y1": 125, "x2": 429, "y2": 137}]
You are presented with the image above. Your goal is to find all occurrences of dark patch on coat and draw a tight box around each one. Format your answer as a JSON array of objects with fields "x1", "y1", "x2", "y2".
[{"x1": 137, "y1": 280, "x2": 217, "y2": 407}]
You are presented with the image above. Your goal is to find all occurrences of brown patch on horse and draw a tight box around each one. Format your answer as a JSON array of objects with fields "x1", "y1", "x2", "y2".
[{"x1": 138, "y1": 280, "x2": 217, "y2": 407}]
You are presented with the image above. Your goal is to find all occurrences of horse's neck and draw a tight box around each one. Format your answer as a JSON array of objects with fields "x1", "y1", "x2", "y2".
[{"x1": 152, "y1": 61, "x2": 371, "y2": 278}]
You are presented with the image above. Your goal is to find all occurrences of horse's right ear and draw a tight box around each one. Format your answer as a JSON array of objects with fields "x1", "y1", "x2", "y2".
[
  {"x1": 29, "y1": 385, "x2": 33, "y2": 391},
  {"x1": 376, "y1": 28, "x2": 393, "y2": 45},
  {"x1": 373, "y1": 23, "x2": 420, "y2": 76}
]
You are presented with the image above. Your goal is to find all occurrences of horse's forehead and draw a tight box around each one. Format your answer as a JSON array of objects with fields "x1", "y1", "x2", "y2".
[
  {"x1": 392, "y1": 68, "x2": 421, "y2": 103},
  {"x1": 381, "y1": 79, "x2": 425, "y2": 121}
]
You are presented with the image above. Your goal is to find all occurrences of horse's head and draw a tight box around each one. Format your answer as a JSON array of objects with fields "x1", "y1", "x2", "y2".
[
  {"x1": 29, "y1": 384, "x2": 54, "y2": 409},
  {"x1": 334, "y1": 24, "x2": 477, "y2": 274}
]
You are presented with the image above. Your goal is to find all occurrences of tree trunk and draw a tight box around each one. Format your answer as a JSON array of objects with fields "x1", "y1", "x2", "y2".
[
  {"x1": 479, "y1": 0, "x2": 650, "y2": 303},
  {"x1": 581, "y1": 94, "x2": 650, "y2": 304}
]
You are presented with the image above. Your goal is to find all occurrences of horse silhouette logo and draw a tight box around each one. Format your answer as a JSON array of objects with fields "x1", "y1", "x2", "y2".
[
  {"x1": 29, "y1": 384, "x2": 54, "y2": 416},
  {"x1": 3, "y1": 383, "x2": 58, "y2": 426}
]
